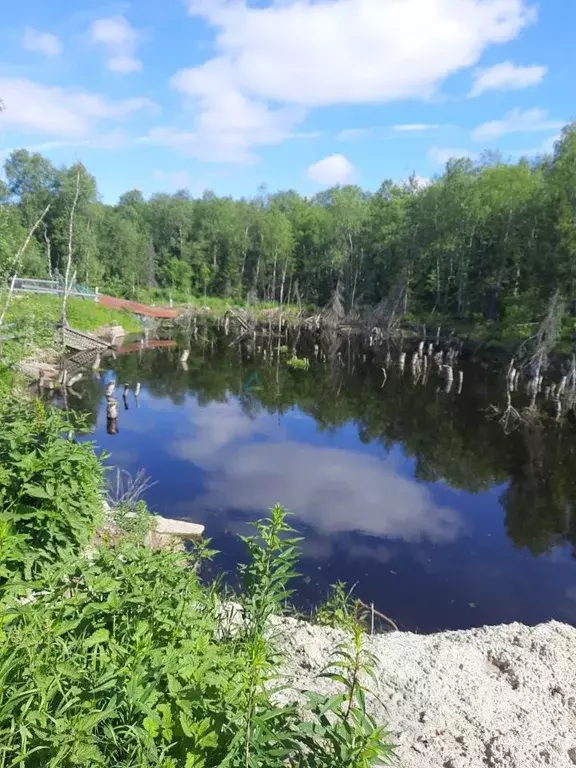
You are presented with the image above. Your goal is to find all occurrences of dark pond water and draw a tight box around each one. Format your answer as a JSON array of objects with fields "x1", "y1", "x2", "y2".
[{"x1": 72, "y1": 327, "x2": 576, "y2": 633}]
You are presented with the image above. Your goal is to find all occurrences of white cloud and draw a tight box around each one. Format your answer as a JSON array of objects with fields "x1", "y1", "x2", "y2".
[
  {"x1": 429, "y1": 146, "x2": 478, "y2": 165},
  {"x1": 136, "y1": 398, "x2": 465, "y2": 554},
  {"x1": 183, "y1": 0, "x2": 534, "y2": 106},
  {"x1": 0, "y1": 77, "x2": 156, "y2": 139},
  {"x1": 469, "y1": 61, "x2": 546, "y2": 97},
  {"x1": 170, "y1": 402, "x2": 281, "y2": 469},
  {"x1": 22, "y1": 27, "x2": 62, "y2": 57},
  {"x1": 472, "y1": 108, "x2": 564, "y2": 142},
  {"x1": 172, "y1": 0, "x2": 535, "y2": 162},
  {"x1": 174, "y1": 437, "x2": 463, "y2": 544},
  {"x1": 89, "y1": 16, "x2": 142, "y2": 74},
  {"x1": 307, "y1": 154, "x2": 355, "y2": 185},
  {"x1": 142, "y1": 93, "x2": 304, "y2": 163},
  {"x1": 338, "y1": 128, "x2": 374, "y2": 140},
  {"x1": 393, "y1": 124, "x2": 440, "y2": 132}
]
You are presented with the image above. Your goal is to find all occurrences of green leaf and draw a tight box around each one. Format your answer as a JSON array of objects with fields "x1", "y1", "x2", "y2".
[
  {"x1": 84, "y1": 628, "x2": 110, "y2": 648},
  {"x1": 23, "y1": 485, "x2": 52, "y2": 500}
]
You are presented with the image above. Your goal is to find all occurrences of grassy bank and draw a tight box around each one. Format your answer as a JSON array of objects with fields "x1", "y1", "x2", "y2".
[
  {"x1": 4, "y1": 293, "x2": 142, "y2": 335},
  {"x1": 0, "y1": 397, "x2": 394, "y2": 768},
  {"x1": 0, "y1": 293, "x2": 143, "y2": 395},
  {"x1": 0, "y1": 293, "x2": 142, "y2": 366},
  {"x1": 109, "y1": 285, "x2": 304, "y2": 318}
]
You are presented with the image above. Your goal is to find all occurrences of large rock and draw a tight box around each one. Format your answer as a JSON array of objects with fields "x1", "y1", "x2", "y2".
[
  {"x1": 154, "y1": 516, "x2": 205, "y2": 538},
  {"x1": 144, "y1": 516, "x2": 205, "y2": 551}
]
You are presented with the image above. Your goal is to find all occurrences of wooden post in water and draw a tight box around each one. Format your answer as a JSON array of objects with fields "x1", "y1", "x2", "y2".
[{"x1": 444, "y1": 364, "x2": 454, "y2": 393}]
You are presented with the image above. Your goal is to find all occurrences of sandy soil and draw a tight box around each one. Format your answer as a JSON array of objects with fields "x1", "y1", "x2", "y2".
[{"x1": 275, "y1": 617, "x2": 576, "y2": 767}]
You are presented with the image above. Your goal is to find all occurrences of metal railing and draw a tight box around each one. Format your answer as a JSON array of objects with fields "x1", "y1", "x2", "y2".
[{"x1": 10, "y1": 277, "x2": 98, "y2": 300}]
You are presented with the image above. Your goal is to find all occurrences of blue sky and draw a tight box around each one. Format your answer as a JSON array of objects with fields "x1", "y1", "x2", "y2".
[{"x1": 0, "y1": 0, "x2": 573, "y2": 202}]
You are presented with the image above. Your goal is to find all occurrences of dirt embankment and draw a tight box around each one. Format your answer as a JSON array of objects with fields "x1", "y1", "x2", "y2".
[{"x1": 276, "y1": 617, "x2": 576, "y2": 768}]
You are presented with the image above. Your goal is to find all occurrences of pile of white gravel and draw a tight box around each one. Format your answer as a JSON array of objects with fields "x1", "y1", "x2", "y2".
[{"x1": 274, "y1": 617, "x2": 576, "y2": 767}]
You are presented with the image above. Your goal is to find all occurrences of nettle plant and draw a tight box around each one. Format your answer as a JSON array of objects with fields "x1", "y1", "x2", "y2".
[
  {"x1": 0, "y1": 398, "x2": 104, "y2": 581},
  {"x1": 0, "y1": 504, "x2": 395, "y2": 768}
]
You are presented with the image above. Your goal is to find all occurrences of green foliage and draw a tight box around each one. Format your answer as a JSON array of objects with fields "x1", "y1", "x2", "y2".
[
  {"x1": 0, "y1": 399, "x2": 104, "y2": 580},
  {"x1": 286, "y1": 356, "x2": 309, "y2": 370},
  {"x1": 0, "y1": 520, "x2": 31, "y2": 582},
  {"x1": 313, "y1": 581, "x2": 359, "y2": 631},
  {"x1": 0, "y1": 504, "x2": 394, "y2": 768},
  {"x1": 111, "y1": 500, "x2": 155, "y2": 544},
  {"x1": 0, "y1": 204, "x2": 42, "y2": 281},
  {"x1": 229, "y1": 507, "x2": 302, "y2": 768},
  {"x1": 4, "y1": 124, "x2": 576, "y2": 331},
  {"x1": 240, "y1": 504, "x2": 301, "y2": 632},
  {"x1": 303, "y1": 623, "x2": 395, "y2": 767}
]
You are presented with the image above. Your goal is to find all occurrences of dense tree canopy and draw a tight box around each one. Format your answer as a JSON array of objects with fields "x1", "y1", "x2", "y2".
[{"x1": 2, "y1": 124, "x2": 576, "y2": 323}]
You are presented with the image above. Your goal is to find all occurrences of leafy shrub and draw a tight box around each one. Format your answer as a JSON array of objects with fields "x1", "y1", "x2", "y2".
[
  {"x1": 286, "y1": 356, "x2": 309, "y2": 370},
  {"x1": 0, "y1": 520, "x2": 31, "y2": 582},
  {"x1": 0, "y1": 507, "x2": 395, "y2": 768},
  {"x1": 313, "y1": 581, "x2": 360, "y2": 631},
  {"x1": 110, "y1": 499, "x2": 155, "y2": 543},
  {"x1": 0, "y1": 399, "x2": 104, "y2": 580}
]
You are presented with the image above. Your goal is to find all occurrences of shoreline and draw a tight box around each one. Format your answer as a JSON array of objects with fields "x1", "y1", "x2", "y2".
[{"x1": 276, "y1": 616, "x2": 576, "y2": 768}]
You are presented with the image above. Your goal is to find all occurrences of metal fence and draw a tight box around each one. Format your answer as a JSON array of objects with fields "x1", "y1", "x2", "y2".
[{"x1": 11, "y1": 277, "x2": 97, "y2": 300}]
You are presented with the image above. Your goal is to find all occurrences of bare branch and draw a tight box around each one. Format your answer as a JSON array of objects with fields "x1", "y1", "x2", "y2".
[
  {"x1": 0, "y1": 204, "x2": 50, "y2": 327},
  {"x1": 61, "y1": 168, "x2": 81, "y2": 332}
]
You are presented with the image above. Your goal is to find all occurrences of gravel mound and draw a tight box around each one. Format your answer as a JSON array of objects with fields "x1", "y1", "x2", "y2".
[{"x1": 275, "y1": 618, "x2": 576, "y2": 767}]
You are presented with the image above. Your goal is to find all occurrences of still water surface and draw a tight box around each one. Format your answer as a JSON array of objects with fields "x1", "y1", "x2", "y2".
[{"x1": 75, "y1": 330, "x2": 576, "y2": 633}]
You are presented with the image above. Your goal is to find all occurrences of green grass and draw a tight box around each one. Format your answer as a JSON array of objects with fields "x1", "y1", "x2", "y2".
[
  {"x1": 4, "y1": 294, "x2": 142, "y2": 334},
  {"x1": 0, "y1": 294, "x2": 142, "y2": 369},
  {"x1": 120, "y1": 286, "x2": 303, "y2": 317}
]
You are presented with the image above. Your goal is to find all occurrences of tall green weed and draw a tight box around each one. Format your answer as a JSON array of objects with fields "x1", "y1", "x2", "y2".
[{"x1": 0, "y1": 399, "x2": 104, "y2": 581}]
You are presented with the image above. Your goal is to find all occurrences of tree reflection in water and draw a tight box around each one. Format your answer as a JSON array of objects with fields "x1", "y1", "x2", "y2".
[{"x1": 69, "y1": 325, "x2": 576, "y2": 631}]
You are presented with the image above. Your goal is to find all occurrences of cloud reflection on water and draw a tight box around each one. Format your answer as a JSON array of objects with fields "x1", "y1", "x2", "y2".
[{"x1": 169, "y1": 402, "x2": 464, "y2": 545}]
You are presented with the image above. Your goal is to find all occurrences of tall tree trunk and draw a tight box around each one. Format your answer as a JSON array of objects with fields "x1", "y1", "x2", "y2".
[
  {"x1": 271, "y1": 247, "x2": 278, "y2": 303},
  {"x1": 279, "y1": 259, "x2": 288, "y2": 308},
  {"x1": 435, "y1": 254, "x2": 441, "y2": 312},
  {"x1": 61, "y1": 170, "x2": 81, "y2": 334},
  {"x1": 253, "y1": 255, "x2": 261, "y2": 298},
  {"x1": 44, "y1": 226, "x2": 52, "y2": 280},
  {"x1": 350, "y1": 248, "x2": 363, "y2": 309}
]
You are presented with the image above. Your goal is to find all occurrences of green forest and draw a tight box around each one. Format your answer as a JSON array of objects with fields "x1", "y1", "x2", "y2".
[{"x1": 1, "y1": 124, "x2": 576, "y2": 325}]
